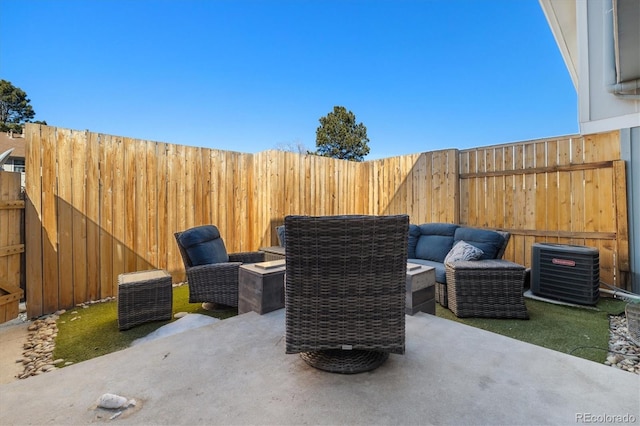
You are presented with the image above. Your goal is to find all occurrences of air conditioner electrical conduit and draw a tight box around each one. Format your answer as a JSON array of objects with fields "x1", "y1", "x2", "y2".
[{"x1": 600, "y1": 281, "x2": 640, "y2": 303}]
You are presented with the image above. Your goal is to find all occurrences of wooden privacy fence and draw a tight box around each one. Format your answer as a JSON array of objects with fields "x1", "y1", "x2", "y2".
[
  {"x1": 23, "y1": 124, "x2": 629, "y2": 318},
  {"x1": 458, "y1": 133, "x2": 629, "y2": 289},
  {"x1": 0, "y1": 171, "x2": 24, "y2": 322}
]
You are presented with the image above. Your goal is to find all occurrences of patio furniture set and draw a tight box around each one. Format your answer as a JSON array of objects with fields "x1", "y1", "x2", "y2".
[{"x1": 117, "y1": 215, "x2": 529, "y2": 373}]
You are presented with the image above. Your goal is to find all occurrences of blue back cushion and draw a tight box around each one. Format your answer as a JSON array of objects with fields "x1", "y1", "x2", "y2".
[
  {"x1": 414, "y1": 223, "x2": 458, "y2": 262},
  {"x1": 453, "y1": 227, "x2": 505, "y2": 260},
  {"x1": 407, "y1": 224, "x2": 421, "y2": 259},
  {"x1": 178, "y1": 225, "x2": 229, "y2": 266},
  {"x1": 276, "y1": 225, "x2": 286, "y2": 247}
]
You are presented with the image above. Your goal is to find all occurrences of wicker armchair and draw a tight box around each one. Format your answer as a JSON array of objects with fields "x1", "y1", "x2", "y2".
[
  {"x1": 175, "y1": 225, "x2": 264, "y2": 307},
  {"x1": 285, "y1": 215, "x2": 409, "y2": 373}
]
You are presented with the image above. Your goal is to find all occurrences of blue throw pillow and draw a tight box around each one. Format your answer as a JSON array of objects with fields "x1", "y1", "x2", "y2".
[
  {"x1": 178, "y1": 225, "x2": 229, "y2": 266},
  {"x1": 453, "y1": 227, "x2": 505, "y2": 260},
  {"x1": 414, "y1": 223, "x2": 458, "y2": 262},
  {"x1": 444, "y1": 240, "x2": 484, "y2": 265}
]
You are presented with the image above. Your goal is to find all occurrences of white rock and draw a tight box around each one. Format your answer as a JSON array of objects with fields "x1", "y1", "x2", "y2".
[{"x1": 97, "y1": 393, "x2": 129, "y2": 409}]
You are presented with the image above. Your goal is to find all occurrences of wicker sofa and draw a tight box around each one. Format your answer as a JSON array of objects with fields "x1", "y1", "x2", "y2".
[{"x1": 406, "y1": 223, "x2": 512, "y2": 308}]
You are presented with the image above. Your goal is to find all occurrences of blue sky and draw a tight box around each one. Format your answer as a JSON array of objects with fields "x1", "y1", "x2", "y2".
[{"x1": 1, "y1": 0, "x2": 577, "y2": 159}]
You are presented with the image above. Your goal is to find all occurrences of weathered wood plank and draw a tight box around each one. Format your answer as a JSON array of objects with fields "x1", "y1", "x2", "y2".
[
  {"x1": 99, "y1": 134, "x2": 115, "y2": 298},
  {"x1": 111, "y1": 136, "x2": 126, "y2": 291},
  {"x1": 557, "y1": 170, "x2": 572, "y2": 233},
  {"x1": 135, "y1": 139, "x2": 149, "y2": 271},
  {"x1": 447, "y1": 150, "x2": 459, "y2": 224},
  {"x1": 145, "y1": 141, "x2": 158, "y2": 268},
  {"x1": 156, "y1": 143, "x2": 169, "y2": 276},
  {"x1": 183, "y1": 146, "x2": 196, "y2": 231},
  {"x1": 71, "y1": 130, "x2": 88, "y2": 305},
  {"x1": 123, "y1": 137, "x2": 137, "y2": 275},
  {"x1": 55, "y1": 128, "x2": 74, "y2": 308},
  {"x1": 215, "y1": 148, "x2": 227, "y2": 238},
  {"x1": 25, "y1": 124, "x2": 44, "y2": 318},
  {"x1": 613, "y1": 160, "x2": 630, "y2": 288},
  {"x1": 41, "y1": 126, "x2": 59, "y2": 313},
  {"x1": 242, "y1": 151, "x2": 252, "y2": 249},
  {"x1": 0, "y1": 200, "x2": 24, "y2": 209},
  {"x1": 0, "y1": 244, "x2": 24, "y2": 256},
  {"x1": 85, "y1": 132, "x2": 100, "y2": 302},
  {"x1": 0, "y1": 175, "x2": 11, "y2": 286},
  {"x1": 166, "y1": 143, "x2": 183, "y2": 282}
]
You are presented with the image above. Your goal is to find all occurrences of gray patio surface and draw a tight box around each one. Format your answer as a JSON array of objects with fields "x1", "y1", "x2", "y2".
[{"x1": 0, "y1": 310, "x2": 638, "y2": 425}]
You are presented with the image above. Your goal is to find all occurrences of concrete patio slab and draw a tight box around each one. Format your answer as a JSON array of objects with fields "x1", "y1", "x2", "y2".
[
  {"x1": 0, "y1": 319, "x2": 29, "y2": 385},
  {"x1": 0, "y1": 310, "x2": 638, "y2": 425}
]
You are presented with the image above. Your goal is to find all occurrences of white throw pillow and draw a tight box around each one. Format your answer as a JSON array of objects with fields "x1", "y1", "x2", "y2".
[{"x1": 444, "y1": 240, "x2": 484, "y2": 264}]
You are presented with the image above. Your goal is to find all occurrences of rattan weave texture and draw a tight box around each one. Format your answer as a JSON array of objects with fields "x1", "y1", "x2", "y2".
[
  {"x1": 117, "y1": 270, "x2": 173, "y2": 330},
  {"x1": 445, "y1": 259, "x2": 528, "y2": 319},
  {"x1": 175, "y1": 230, "x2": 264, "y2": 307},
  {"x1": 300, "y1": 350, "x2": 390, "y2": 374},
  {"x1": 285, "y1": 215, "x2": 409, "y2": 362}
]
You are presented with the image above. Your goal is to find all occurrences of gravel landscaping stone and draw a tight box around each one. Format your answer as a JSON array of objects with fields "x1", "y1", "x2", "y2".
[{"x1": 606, "y1": 313, "x2": 639, "y2": 374}]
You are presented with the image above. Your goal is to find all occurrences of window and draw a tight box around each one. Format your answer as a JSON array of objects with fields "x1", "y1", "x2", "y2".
[{"x1": 12, "y1": 159, "x2": 25, "y2": 173}]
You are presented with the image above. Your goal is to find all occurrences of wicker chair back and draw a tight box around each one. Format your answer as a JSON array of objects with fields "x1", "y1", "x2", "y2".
[{"x1": 284, "y1": 215, "x2": 409, "y2": 357}]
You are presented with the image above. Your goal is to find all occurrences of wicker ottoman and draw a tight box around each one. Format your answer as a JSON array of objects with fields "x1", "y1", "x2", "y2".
[
  {"x1": 118, "y1": 270, "x2": 173, "y2": 330},
  {"x1": 445, "y1": 259, "x2": 528, "y2": 319}
]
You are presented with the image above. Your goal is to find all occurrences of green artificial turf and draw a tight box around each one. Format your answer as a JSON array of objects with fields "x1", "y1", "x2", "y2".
[
  {"x1": 54, "y1": 285, "x2": 627, "y2": 367},
  {"x1": 436, "y1": 297, "x2": 626, "y2": 363},
  {"x1": 53, "y1": 285, "x2": 236, "y2": 366}
]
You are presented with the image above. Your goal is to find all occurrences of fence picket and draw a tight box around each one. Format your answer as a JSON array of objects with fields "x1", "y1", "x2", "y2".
[
  {"x1": 71, "y1": 131, "x2": 88, "y2": 305},
  {"x1": 56, "y1": 128, "x2": 74, "y2": 308}
]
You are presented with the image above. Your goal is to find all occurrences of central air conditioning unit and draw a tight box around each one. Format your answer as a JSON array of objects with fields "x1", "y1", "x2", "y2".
[{"x1": 531, "y1": 243, "x2": 600, "y2": 305}]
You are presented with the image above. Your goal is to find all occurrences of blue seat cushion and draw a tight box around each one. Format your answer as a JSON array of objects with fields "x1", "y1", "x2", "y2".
[
  {"x1": 178, "y1": 225, "x2": 229, "y2": 266},
  {"x1": 414, "y1": 223, "x2": 458, "y2": 263},
  {"x1": 453, "y1": 227, "x2": 505, "y2": 260},
  {"x1": 407, "y1": 259, "x2": 447, "y2": 283}
]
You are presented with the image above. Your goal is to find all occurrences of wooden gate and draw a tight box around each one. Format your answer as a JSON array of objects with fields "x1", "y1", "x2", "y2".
[{"x1": 0, "y1": 171, "x2": 24, "y2": 323}]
